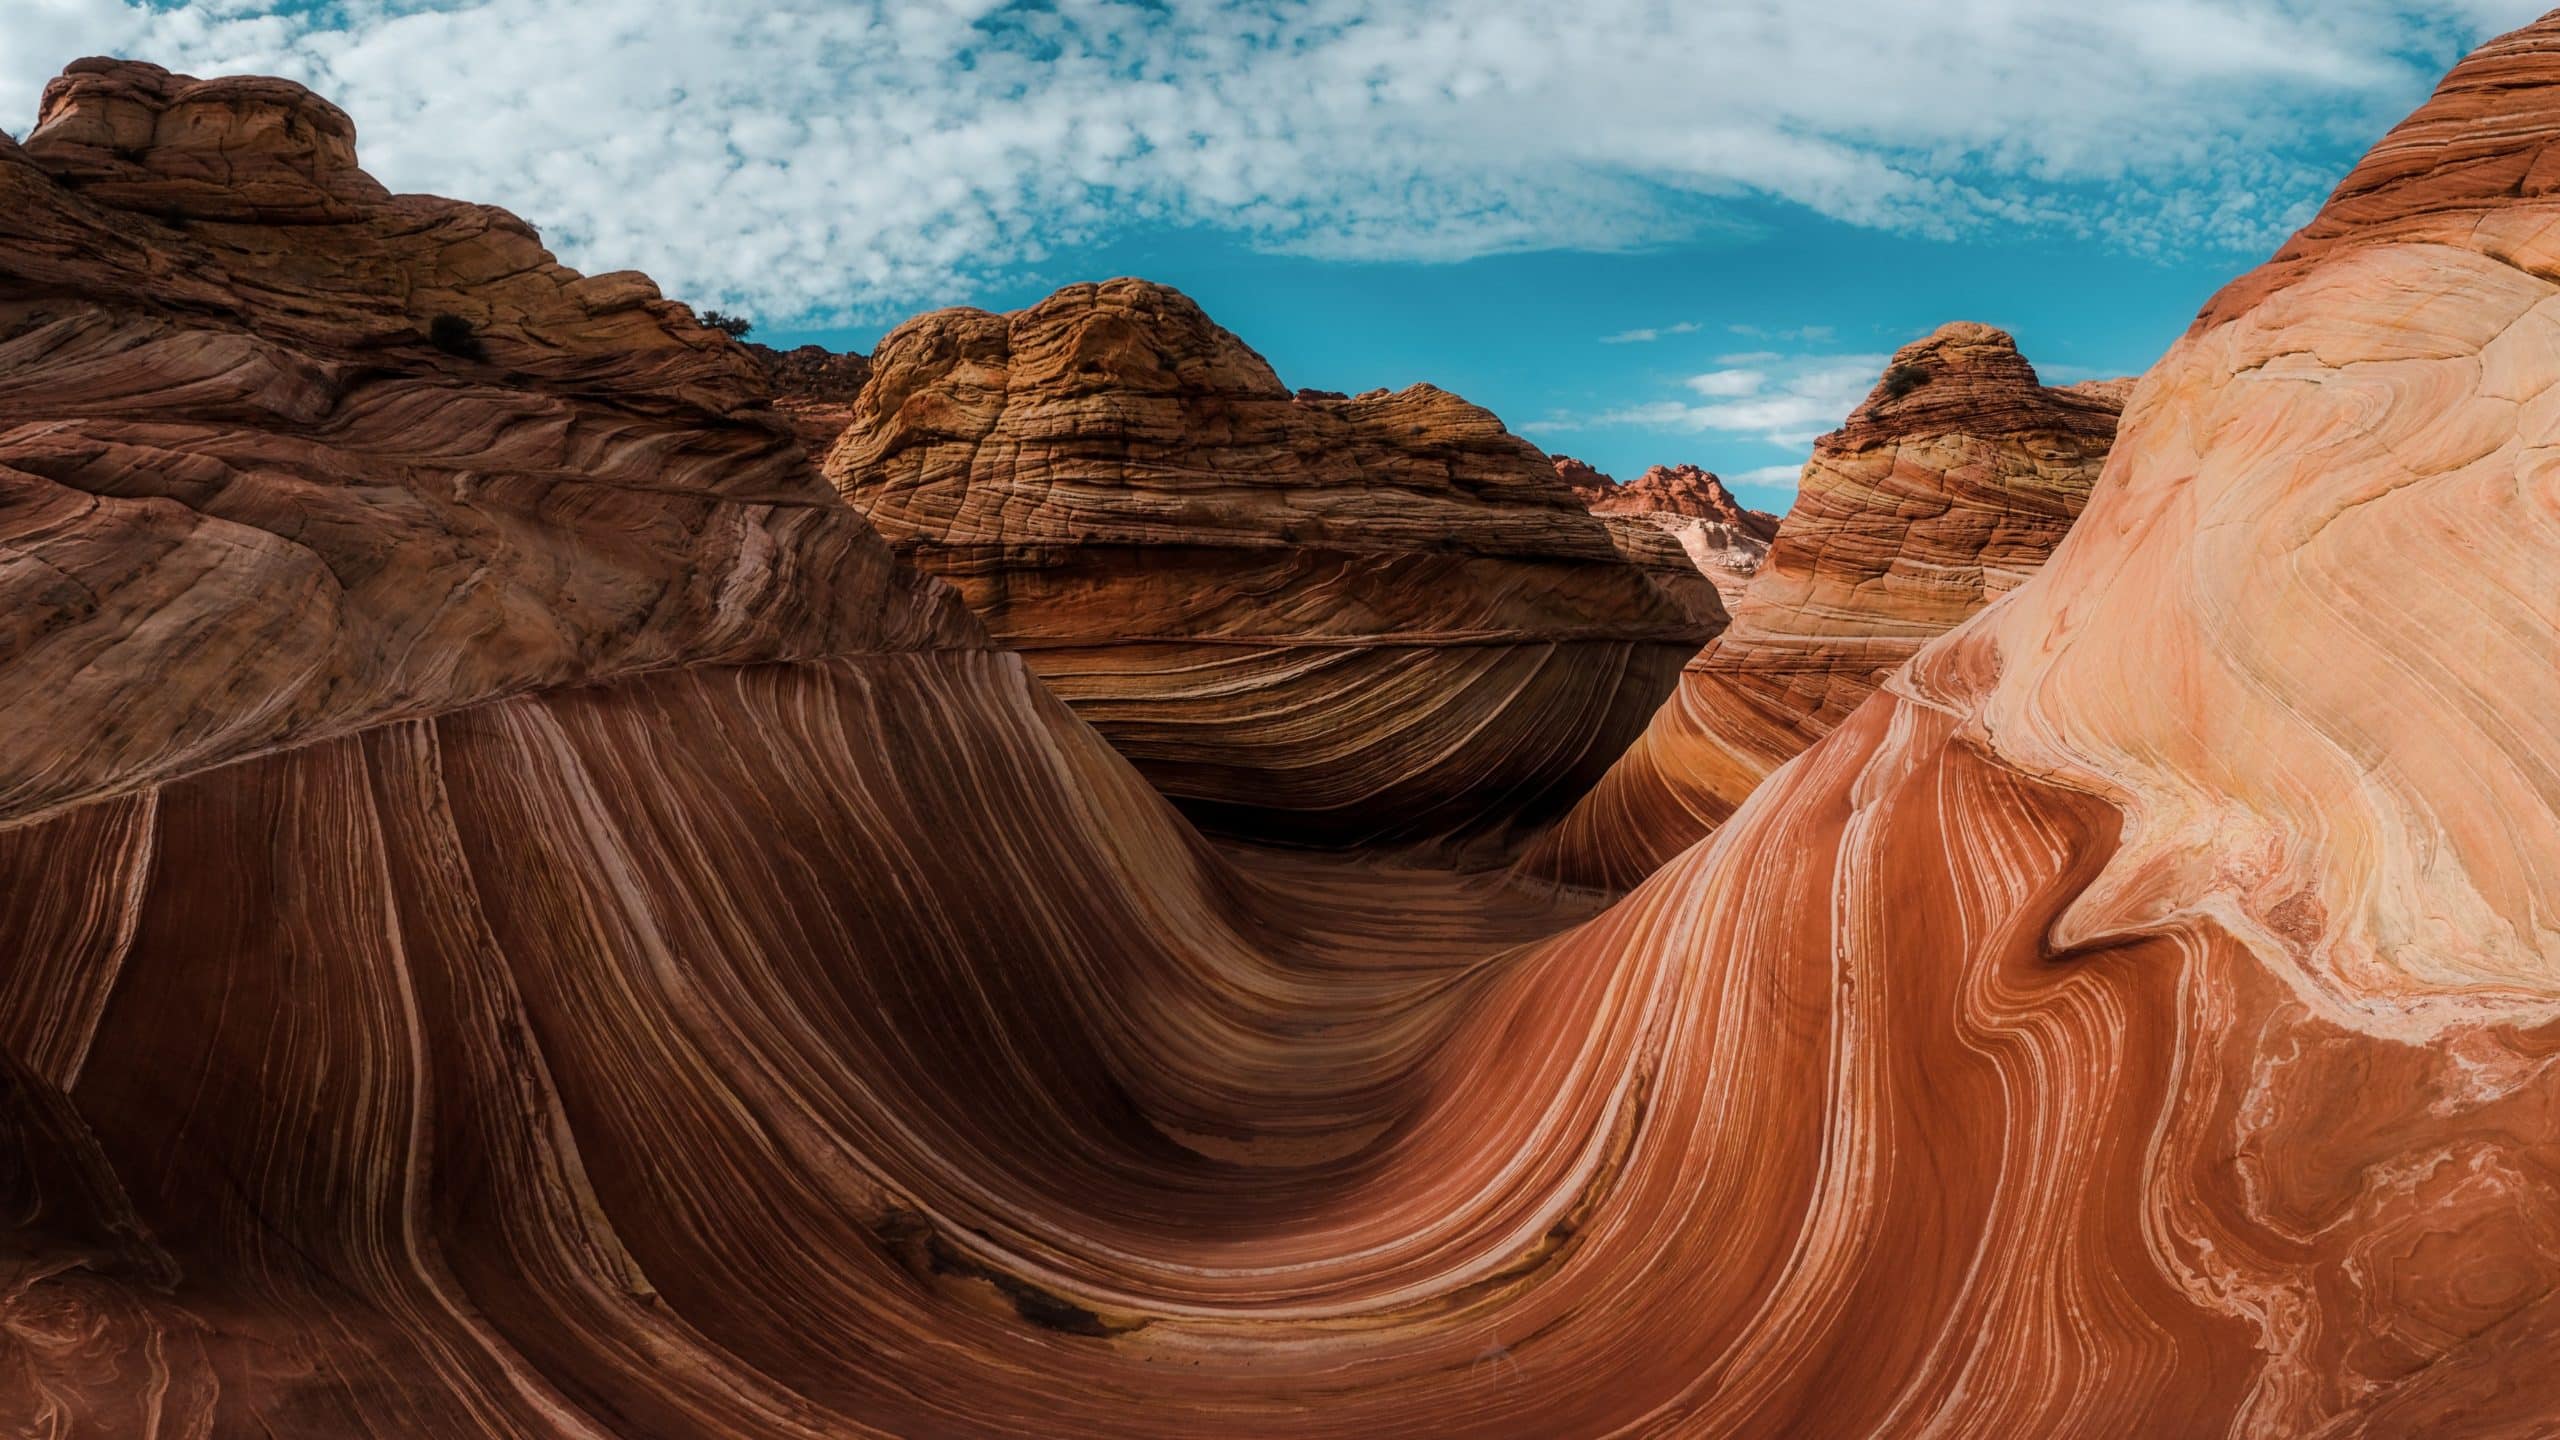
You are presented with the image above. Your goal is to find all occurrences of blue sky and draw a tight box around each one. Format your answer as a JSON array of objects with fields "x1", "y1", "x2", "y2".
[{"x1": 3, "y1": 0, "x2": 2544, "y2": 498}]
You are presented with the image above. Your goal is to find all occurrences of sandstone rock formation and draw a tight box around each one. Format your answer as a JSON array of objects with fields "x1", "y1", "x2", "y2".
[
  {"x1": 1597, "y1": 461, "x2": 1759, "y2": 517},
  {"x1": 1521, "y1": 322, "x2": 2125, "y2": 889},
  {"x1": 1552, "y1": 452, "x2": 1613, "y2": 498},
  {"x1": 13, "y1": 22, "x2": 2560, "y2": 1437},
  {"x1": 828, "y1": 278, "x2": 1714, "y2": 847},
  {"x1": 745, "y1": 338, "x2": 871, "y2": 474},
  {"x1": 1565, "y1": 457, "x2": 1780, "y2": 604},
  {"x1": 1586, "y1": 514, "x2": 1731, "y2": 630},
  {"x1": 0, "y1": 58, "x2": 972, "y2": 830}
]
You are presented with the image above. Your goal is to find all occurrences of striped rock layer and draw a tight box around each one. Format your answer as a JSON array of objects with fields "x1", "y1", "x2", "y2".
[
  {"x1": 1520, "y1": 323, "x2": 2126, "y2": 890},
  {"x1": 826, "y1": 278, "x2": 1714, "y2": 848},
  {"x1": 1583, "y1": 513, "x2": 1733, "y2": 632},
  {"x1": 13, "y1": 19, "x2": 2560, "y2": 1438},
  {"x1": 0, "y1": 58, "x2": 973, "y2": 832}
]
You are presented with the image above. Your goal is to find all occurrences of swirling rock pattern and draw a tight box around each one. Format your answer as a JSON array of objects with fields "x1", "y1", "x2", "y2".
[
  {"x1": 13, "y1": 22, "x2": 2560, "y2": 1437},
  {"x1": 1521, "y1": 323, "x2": 2125, "y2": 890},
  {"x1": 826, "y1": 278, "x2": 1713, "y2": 848},
  {"x1": 0, "y1": 58, "x2": 974, "y2": 831}
]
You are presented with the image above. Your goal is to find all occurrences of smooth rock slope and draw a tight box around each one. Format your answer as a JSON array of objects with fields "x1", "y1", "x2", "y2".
[
  {"x1": 1522, "y1": 323, "x2": 2126, "y2": 889},
  {"x1": 827, "y1": 278, "x2": 1714, "y2": 848}
]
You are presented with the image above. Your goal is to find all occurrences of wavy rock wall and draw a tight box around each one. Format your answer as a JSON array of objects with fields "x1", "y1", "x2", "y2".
[
  {"x1": 1522, "y1": 324, "x2": 2124, "y2": 889},
  {"x1": 11, "y1": 26, "x2": 2560, "y2": 1437},
  {"x1": 827, "y1": 278, "x2": 1713, "y2": 848}
]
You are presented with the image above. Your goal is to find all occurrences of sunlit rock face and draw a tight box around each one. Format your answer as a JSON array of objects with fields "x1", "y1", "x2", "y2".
[
  {"x1": 827, "y1": 277, "x2": 1713, "y2": 848},
  {"x1": 11, "y1": 19, "x2": 2560, "y2": 1437},
  {"x1": 1571, "y1": 459, "x2": 1780, "y2": 605},
  {"x1": 1520, "y1": 323, "x2": 2125, "y2": 890}
]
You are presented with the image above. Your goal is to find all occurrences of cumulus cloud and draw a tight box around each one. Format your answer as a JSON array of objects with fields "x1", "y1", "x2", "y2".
[{"x1": 0, "y1": 0, "x2": 2541, "y2": 323}]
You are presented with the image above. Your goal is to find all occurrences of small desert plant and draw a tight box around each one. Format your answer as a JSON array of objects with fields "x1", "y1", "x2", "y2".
[
  {"x1": 698, "y1": 309, "x2": 754, "y2": 340},
  {"x1": 1880, "y1": 362, "x2": 1929, "y2": 401},
  {"x1": 426, "y1": 313, "x2": 485, "y2": 359}
]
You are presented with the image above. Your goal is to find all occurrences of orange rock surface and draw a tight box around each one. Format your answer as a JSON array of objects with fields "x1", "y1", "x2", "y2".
[
  {"x1": 10, "y1": 23, "x2": 2560, "y2": 1437},
  {"x1": 0, "y1": 58, "x2": 973, "y2": 832},
  {"x1": 1521, "y1": 322, "x2": 2125, "y2": 889},
  {"x1": 827, "y1": 278, "x2": 1712, "y2": 847}
]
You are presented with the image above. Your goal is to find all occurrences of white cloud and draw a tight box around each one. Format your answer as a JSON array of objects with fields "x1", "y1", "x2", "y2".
[
  {"x1": 1684, "y1": 369, "x2": 1767, "y2": 398},
  {"x1": 1537, "y1": 347, "x2": 1889, "y2": 449},
  {"x1": 1593, "y1": 354, "x2": 1890, "y2": 447},
  {"x1": 1601, "y1": 320, "x2": 1701, "y2": 344},
  {"x1": 0, "y1": 0, "x2": 2542, "y2": 322},
  {"x1": 1733, "y1": 463, "x2": 1808, "y2": 491}
]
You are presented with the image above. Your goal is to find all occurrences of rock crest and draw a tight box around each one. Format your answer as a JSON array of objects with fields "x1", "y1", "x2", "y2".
[{"x1": 827, "y1": 276, "x2": 1714, "y2": 846}]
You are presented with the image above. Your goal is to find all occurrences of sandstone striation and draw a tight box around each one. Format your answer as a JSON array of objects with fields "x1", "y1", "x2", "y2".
[
  {"x1": 1521, "y1": 323, "x2": 2125, "y2": 889},
  {"x1": 12, "y1": 24, "x2": 2560, "y2": 1438},
  {"x1": 1587, "y1": 514, "x2": 1732, "y2": 630},
  {"x1": 827, "y1": 278, "x2": 1714, "y2": 847},
  {"x1": 0, "y1": 58, "x2": 972, "y2": 831}
]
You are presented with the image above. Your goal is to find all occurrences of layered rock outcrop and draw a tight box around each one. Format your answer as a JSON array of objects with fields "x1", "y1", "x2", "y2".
[
  {"x1": 1565, "y1": 458, "x2": 1779, "y2": 604},
  {"x1": 0, "y1": 58, "x2": 972, "y2": 830},
  {"x1": 14, "y1": 22, "x2": 2560, "y2": 1437},
  {"x1": 827, "y1": 278, "x2": 1714, "y2": 847},
  {"x1": 1522, "y1": 323, "x2": 2125, "y2": 889},
  {"x1": 745, "y1": 339, "x2": 871, "y2": 474}
]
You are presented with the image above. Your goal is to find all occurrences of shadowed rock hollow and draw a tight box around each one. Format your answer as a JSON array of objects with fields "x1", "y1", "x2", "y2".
[{"x1": 825, "y1": 277, "x2": 1715, "y2": 849}]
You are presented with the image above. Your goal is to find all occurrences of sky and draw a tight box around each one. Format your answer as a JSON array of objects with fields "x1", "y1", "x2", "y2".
[{"x1": 1, "y1": 1, "x2": 2546, "y2": 499}]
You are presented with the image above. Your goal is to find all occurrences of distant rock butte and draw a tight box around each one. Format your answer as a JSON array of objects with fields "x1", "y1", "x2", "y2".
[
  {"x1": 1586, "y1": 462, "x2": 1776, "y2": 531},
  {"x1": 1560, "y1": 457, "x2": 1781, "y2": 605},
  {"x1": 1522, "y1": 322, "x2": 2127, "y2": 889},
  {"x1": 1552, "y1": 453, "x2": 1613, "y2": 499},
  {"x1": 746, "y1": 339, "x2": 872, "y2": 475},
  {"x1": 827, "y1": 277, "x2": 1716, "y2": 847}
]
